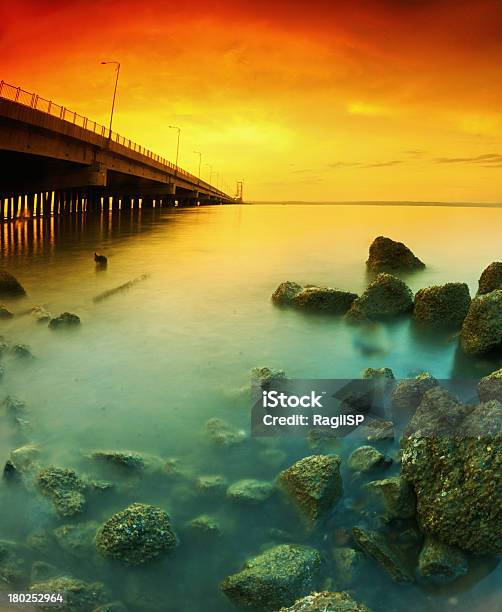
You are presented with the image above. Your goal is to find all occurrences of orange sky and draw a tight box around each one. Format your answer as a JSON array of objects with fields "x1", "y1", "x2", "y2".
[{"x1": 2, "y1": 0, "x2": 502, "y2": 202}]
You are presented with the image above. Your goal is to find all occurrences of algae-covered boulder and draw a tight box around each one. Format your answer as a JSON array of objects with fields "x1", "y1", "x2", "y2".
[
  {"x1": 220, "y1": 544, "x2": 321, "y2": 610},
  {"x1": 331, "y1": 547, "x2": 363, "y2": 589},
  {"x1": 227, "y1": 479, "x2": 274, "y2": 505},
  {"x1": 478, "y1": 368, "x2": 502, "y2": 403},
  {"x1": 0, "y1": 270, "x2": 26, "y2": 297},
  {"x1": 279, "y1": 591, "x2": 372, "y2": 612},
  {"x1": 347, "y1": 446, "x2": 391, "y2": 473},
  {"x1": 346, "y1": 274, "x2": 413, "y2": 322},
  {"x1": 30, "y1": 576, "x2": 109, "y2": 611},
  {"x1": 49, "y1": 312, "x2": 81, "y2": 329},
  {"x1": 196, "y1": 474, "x2": 228, "y2": 496},
  {"x1": 54, "y1": 522, "x2": 99, "y2": 560},
  {"x1": 278, "y1": 455, "x2": 342, "y2": 526},
  {"x1": 251, "y1": 366, "x2": 286, "y2": 385},
  {"x1": 204, "y1": 418, "x2": 246, "y2": 448},
  {"x1": 88, "y1": 450, "x2": 145, "y2": 470},
  {"x1": 413, "y1": 283, "x2": 470, "y2": 329},
  {"x1": 352, "y1": 527, "x2": 416, "y2": 583},
  {"x1": 36, "y1": 467, "x2": 87, "y2": 518},
  {"x1": 460, "y1": 290, "x2": 502, "y2": 354},
  {"x1": 478, "y1": 262, "x2": 502, "y2": 295},
  {"x1": 272, "y1": 281, "x2": 303, "y2": 305},
  {"x1": 391, "y1": 373, "x2": 437, "y2": 420},
  {"x1": 418, "y1": 536, "x2": 468, "y2": 583},
  {"x1": 292, "y1": 287, "x2": 357, "y2": 314},
  {"x1": 0, "y1": 540, "x2": 28, "y2": 586},
  {"x1": 362, "y1": 367, "x2": 394, "y2": 380},
  {"x1": 363, "y1": 476, "x2": 416, "y2": 520},
  {"x1": 366, "y1": 237, "x2": 425, "y2": 273},
  {"x1": 187, "y1": 515, "x2": 222, "y2": 538},
  {"x1": 96, "y1": 503, "x2": 178, "y2": 565},
  {"x1": 401, "y1": 387, "x2": 502, "y2": 554}
]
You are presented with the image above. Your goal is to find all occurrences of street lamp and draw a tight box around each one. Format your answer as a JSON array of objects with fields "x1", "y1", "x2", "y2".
[
  {"x1": 193, "y1": 151, "x2": 202, "y2": 186},
  {"x1": 205, "y1": 163, "x2": 213, "y2": 184},
  {"x1": 101, "y1": 61, "x2": 120, "y2": 139},
  {"x1": 168, "y1": 125, "x2": 181, "y2": 174}
]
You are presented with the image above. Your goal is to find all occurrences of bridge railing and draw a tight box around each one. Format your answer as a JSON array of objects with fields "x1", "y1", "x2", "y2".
[{"x1": 0, "y1": 80, "x2": 228, "y2": 197}]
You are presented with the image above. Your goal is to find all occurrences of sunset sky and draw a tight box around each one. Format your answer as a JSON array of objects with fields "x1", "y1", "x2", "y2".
[{"x1": 2, "y1": 0, "x2": 502, "y2": 202}]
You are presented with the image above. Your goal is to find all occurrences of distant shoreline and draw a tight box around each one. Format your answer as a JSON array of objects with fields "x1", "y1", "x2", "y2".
[{"x1": 246, "y1": 201, "x2": 502, "y2": 208}]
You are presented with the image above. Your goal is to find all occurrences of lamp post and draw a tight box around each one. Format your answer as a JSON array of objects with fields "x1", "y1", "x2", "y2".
[
  {"x1": 169, "y1": 125, "x2": 181, "y2": 174},
  {"x1": 205, "y1": 163, "x2": 213, "y2": 184},
  {"x1": 101, "y1": 61, "x2": 120, "y2": 140},
  {"x1": 193, "y1": 151, "x2": 202, "y2": 187}
]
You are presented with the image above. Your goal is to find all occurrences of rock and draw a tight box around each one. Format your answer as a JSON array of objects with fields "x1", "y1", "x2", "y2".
[
  {"x1": 251, "y1": 366, "x2": 286, "y2": 384},
  {"x1": 272, "y1": 281, "x2": 303, "y2": 305},
  {"x1": 413, "y1": 283, "x2": 470, "y2": 329},
  {"x1": 10, "y1": 444, "x2": 40, "y2": 471},
  {"x1": 360, "y1": 418, "x2": 395, "y2": 441},
  {"x1": 204, "y1": 418, "x2": 246, "y2": 447},
  {"x1": 31, "y1": 306, "x2": 52, "y2": 323},
  {"x1": 278, "y1": 455, "x2": 343, "y2": 526},
  {"x1": 96, "y1": 503, "x2": 178, "y2": 565},
  {"x1": 352, "y1": 527, "x2": 416, "y2": 583},
  {"x1": 187, "y1": 515, "x2": 222, "y2": 538},
  {"x1": 30, "y1": 576, "x2": 109, "y2": 611},
  {"x1": 362, "y1": 367, "x2": 394, "y2": 380},
  {"x1": 49, "y1": 312, "x2": 81, "y2": 329},
  {"x1": 278, "y1": 591, "x2": 372, "y2": 612},
  {"x1": 36, "y1": 467, "x2": 87, "y2": 518},
  {"x1": 220, "y1": 544, "x2": 321, "y2": 611},
  {"x1": 0, "y1": 540, "x2": 28, "y2": 586},
  {"x1": 227, "y1": 479, "x2": 275, "y2": 504},
  {"x1": 366, "y1": 236, "x2": 425, "y2": 273},
  {"x1": 2, "y1": 396, "x2": 28, "y2": 418},
  {"x1": 363, "y1": 476, "x2": 416, "y2": 520},
  {"x1": 478, "y1": 262, "x2": 502, "y2": 295},
  {"x1": 93, "y1": 603, "x2": 129, "y2": 612},
  {"x1": 260, "y1": 447, "x2": 288, "y2": 468},
  {"x1": 0, "y1": 270, "x2": 26, "y2": 297},
  {"x1": 391, "y1": 373, "x2": 437, "y2": 419},
  {"x1": 30, "y1": 561, "x2": 61, "y2": 583},
  {"x1": 3, "y1": 460, "x2": 17, "y2": 480},
  {"x1": 195, "y1": 475, "x2": 228, "y2": 496},
  {"x1": 460, "y1": 290, "x2": 502, "y2": 354},
  {"x1": 10, "y1": 343, "x2": 33, "y2": 359},
  {"x1": 292, "y1": 287, "x2": 357, "y2": 314},
  {"x1": 418, "y1": 537, "x2": 468, "y2": 583},
  {"x1": 478, "y1": 368, "x2": 502, "y2": 403},
  {"x1": 0, "y1": 305, "x2": 13, "y2": 319},
  {"x1": 331, "y1": 547, "x2": 363, "y2": 589},
  {"x1": 346, "y1": 274, "x2": 413, "y2": 322},
  {"x1": 88, "y1": 450, "x2": 145, "y2": 470},
  {"x1": 54, "y1": 522, "x2": 99, "y2": 560},
  {"x1": 26, "y1": 529, "x2": 54, "y2": 557},
  {"x1": 347, "y1": 446, "x2": 392, "y2": 472},
  {"x1": 401, "y1": 388, "x2": 502, "y2": 554}
]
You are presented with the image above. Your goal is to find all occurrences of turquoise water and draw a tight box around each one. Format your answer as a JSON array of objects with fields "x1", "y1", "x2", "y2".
[{"x1": 0, "y1": 204, "x2": 500, "y2": 611}]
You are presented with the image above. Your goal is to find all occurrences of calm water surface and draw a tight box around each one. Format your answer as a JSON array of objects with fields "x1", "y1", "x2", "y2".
[{"x1": 0, "y1": 204, "x2": 500, "y2": 611}]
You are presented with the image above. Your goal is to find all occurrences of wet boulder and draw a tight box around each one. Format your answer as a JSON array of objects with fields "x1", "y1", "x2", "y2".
[
  {"x1": 31, "y1": 306, "x2": 52, "y2": 323},
  {"x1": 272, "y1": 281, "x2": 303, "y2": 305},
  {"x1": 251, "y1": 366, "x2": 286, "y2": 385},
  {"x1": 331, "y1": 547, "x2": 363, "y2": 589},
  {"x1": 227, "y1": 479, "x2": 275, "y2": 505},
  {"x1": 347, "y1": 446, "x2": 392, "y2": 473},
  {"x1": 413, "y1": 283, "x2": 470, "y2": 329},
  {"x1": 478, "y1": 367, "x2": 502, "y2": 403},
  {"x1": 278, "y1": 454, "x2": 342, "y2": 526},
  {"x1": 292, "y1": 287, "x2": 357, "y2": 314},
  {"x1": 204, "y1": 418, "x2": 246, "y2": 448},
  {"x1": 186, "y1": 514, "x2": 222, "y2": 538},
  {"x1": 10, "y1": 444, "x2": 40, "y2": 471},
  {"x1": 352, "y1": 527, "x2": 416, "y2": 583},
  {"x1": 346, "y1": 274, "x2": 413, "y2": 322},
  {"x1": 360, "y1": 418, "x2": 395, "y2": 441},
  {"x1": 362, "y1": 367, "x2": 394, "y2": 380},
  {"x1": 0, "y1": 305, "x2": 13, "y2": 319},
  {"x1": 391, "y1": 372, "x2": 437, "y2": 420},
  {"x1": 220, "y1": 544, "x2": 321, "y2": 611},
  {"x1": 418, "y1": 536, "x2": 468, "y2": 583},
  {"x1": 0, "y1": 270, "x2": 26, "y2": 298},
  {"x1": 460, "y1": 290, "x2": 502, "y2": 354},
  {"x1": 96, "y1": 503, "x2": 178, "y2": 565},
  {"x1": 477, "y1": 262, "x2": 502, "y2": 295},
  {"x1": 195, "y1": 474, "x2": 228, "y2": 496},
  {"x1": 49, "y1": 312, "x2": 81, "y2": 329},
  {"x1": 30, "y1": 576, "x2": 110, "y2": 611},
  {"x1": 401, "y1": 388, "x2": 502, "y2": 554},
  {"x1": 366, "y1": 236, "x2": 425, "y2": 273},
  {"x1": 278, "y1": 591, "x2": 372, "y2": 612},
  {"x1": 363, "y1": 476, "x2": 416, "y2": 520},
  {"x1": 87, "y1": 450, "x2": 145, "y2": 470},
  {"x1": 10, "y1": 343, "x2": 34, "y2": 359},
  {"x1": 36, "y1": 467, "x2": 87, "y2": 518}
]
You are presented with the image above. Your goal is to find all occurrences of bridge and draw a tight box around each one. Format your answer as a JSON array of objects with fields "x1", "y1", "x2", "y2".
[{"x1": 0, "y1": 80, "x2": 237, "y2": 220}]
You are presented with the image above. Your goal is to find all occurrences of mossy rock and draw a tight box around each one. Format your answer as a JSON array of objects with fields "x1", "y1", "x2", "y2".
[
  {"x1": 478, "y1": 368, "x2": 502, "y2": 403},
  {"x1": 227, "y1": 479, "x2": 275, "y2": 505},
  {"x1": 30, "y1": 576, "x2": 110, "y2": 611},
  {"x1": 54, "y1": 522, "x2": 99, "y2": 560},
  {"x1": 204, "y1": 418, "x2": 246, "y2": 448},
  {"x1": 292, "y1": 287, "x2": 357, "y2": 314},
  {"x1": 49, "y1": 312, "x2": 81, "y2": 329},
  {"x1": 88, "y1": 450, "x2": 145, "y2": 470},
  {"x1": 460, "y1": 290, "x2": 502, "y2": 354},
  {"x1": 363, "y1": 476, "x2": 416, "y2": 520},
  {"x1": 279, "y1": 590, "x2": 372, "y2": 612},
  {"x1": 347, "y1": 446, "x2": 391, "y2": 473},
  {"x1": 221, "y1": 544, "x2": 321, "y2": 610},
  {"x1": 272, "y1": 281, "x2": 303, "y2": 305},
  {"x1": 418, "y1": 536, "x2": 468, "y2": 583},
  {"x1": 195, "y1": 474, "x2": 228, "y2": 496},
  {"x1": 366, "y1": 236, "x2": 425, "y2": 273},
  {"x1": 413, "y1": 283, "x2": 470, "y2": 329},
  {"x1": 477, "y1": 262, "x2": 502, "y2": 295},
  {"x1": 346, "y1": 274, "x2": 413, "y2": 322},
  {"x1": 36, "y1": 467, "x2": 87, "y2": 518}
]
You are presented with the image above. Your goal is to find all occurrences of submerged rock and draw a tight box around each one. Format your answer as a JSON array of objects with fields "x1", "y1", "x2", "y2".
[
  {"x1": 272, "y1": 281, "x2": 303, "y2": 305},
  {"x1": 10, "y1": 444, "x2": 40, "y2": 471},
  {"x1": 220, "y1": 544, "x2": 321, "y2": 611},
  {"x1": 227, "y1": 479, "x2": 274, "y2": 504},
  {"x1": 363, "y1": 476, "x2": 416, "y2": 520},
  {"x1": 413, "y1": 283, "x2": 470, "y2": 329},
  {"x1": 204, "y1": 418, "x2": 246, "y2": 448},
  {"x1": 36, "y1": 467, "x2": 87, "y2": 518},
  {"x1": 292, "y1": 287, "x2": 357, "y2": 314},
  {"x1": 418, "y1": 537, "x2": 468, "y2": 583},
  {"x1": 0, "y1": 305, "x2": 13, "y2": 319},
  {"x1": 30, "y1": 560, "x2": 61, "y2": 583},
  {"x1": 346, "y1": 274, "x2": 413, "y2": 322},
  {"x1": 278, "y1": 455, "x2": 342, "y2": 526},
  {"x1": 477, "y1": 262, "x2": 502, "y2": 295},
  {"x1": 460, "y1": 290, "x2": 502, "y2": 354},
  {"x1": 3, "y1": 459, "x2": 17, "y2": 480},
  {"x1": 54, "y1": 522, "x2": 99, "y2": 560},
  {"x1": 391, "y1": 373, "x2": 437, "y2": 419},
  {"x1": 362, "y1": 367, "x2": 394, "y2": 380},
  {"x1": 348, "y1": 446, "x2": 392, "y2": 473},
  {"x1": 31, "y1": 306, "x2": 52, "y2": 323},
  {"x1": 331, "y1": 547, "x2": 363, "y2": 589},
  {"x1": 187, "y1": 515, "x2": 222, "y2": 538},
  {"x1": 10, "y1": 343, "x2": 33, "y2": 359},
  {"x1": 0, "y1": 540, "x2": 28, "y2": 586},
  {"x1": 0, "y1": 270, "x2": 26, "y2": 297},
  {"x1": 360, "y1": 418, "x2": 395, "y2": 442},
  {"x1": 195, "y1": 474, "x2": 228, "y2": 496},
  {"x1": 30, "y1": 576, "x2": 109, "y2": 611},
  {"x1": 352, "y1": 527, "x2": 416, "y2": 583},
  {"x1": 88, "y1": 450, "x2": 145, "y2": 470},
  {"x1": 401, "y1": 387, "x2": 502, "y2": 554},
  {"x1": 2, "y1": 395, "x2": 28, "y2": 418},
  {"x1": 366, "y1": 236, "x2": 425, "y2": 273},
  {"x1": 251, "y1": 366, "x2": 286, "y2": 385},
  {"x1": 279, "y1": 591, "x2": 372, "y2": 612},
  {"x1": 478, "y1": 367, "x2": 502, "y2": 403},
  {"x1": 49, "y1": 312, "x2": 81, "y2": 330},
  {"x1": 96, "y1": 503, "x2": 178, "y2": 565}
]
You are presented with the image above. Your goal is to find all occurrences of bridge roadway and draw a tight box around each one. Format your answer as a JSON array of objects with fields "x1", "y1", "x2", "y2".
[{"x1": 0, "y1": 81, "x2": 235, "y2": 219}]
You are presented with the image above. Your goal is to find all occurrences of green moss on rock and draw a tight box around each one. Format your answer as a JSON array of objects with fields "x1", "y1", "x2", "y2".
[
  {"x1": 460, "y1": 290, "x2": 502, "y2": 354},
  {"x1": 366, "y1": 236, "x2": 425, "y2": 273},
  {"x1": 413, "y1": 283, "x2": 470, "y2": 329},
  {"x1": 346, "y1": 274, "x2": 413, "y2": 322},
  {"x1": 36, "y1": 467, "x2": 86, "y2": 518},
  {"x1": 29, "y1": 576, "x2": 109, "y2": 611},
  {"x1": 272, "y1": 281, "x2": 303, "y2": 305},
  {"x1": 279, "y1": 590, "x2": 372, "y2": 612},
  {"x1": 477, "y1": 262, "x2": 502, "y2": 295},
  {"x1": 292, "y1": 287, "x2": 357, "y2": 314},
  {"x1": 227, "y1": 479, "x2": 274, "y2": 505},
  {"x1": 418, "y1": 536, "x2": 468, "y2": 583}
]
